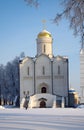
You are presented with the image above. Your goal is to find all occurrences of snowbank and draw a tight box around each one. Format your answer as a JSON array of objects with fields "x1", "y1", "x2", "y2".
[
  {"x1": 0, "y1": 105, "x2": 5, "y2": 109},
  {"x1": 0, "y1": 108, "x2": 84, "y2": 130}
]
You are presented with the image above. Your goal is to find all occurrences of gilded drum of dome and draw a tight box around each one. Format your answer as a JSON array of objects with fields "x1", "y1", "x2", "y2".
[{"x1": 38, "y1": 31, "x2": 52, "y2": 38}]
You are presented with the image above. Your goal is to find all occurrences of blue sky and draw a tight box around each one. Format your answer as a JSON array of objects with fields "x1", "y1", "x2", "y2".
[{"x1": 0, "y1": 0, "x2": 80, "y2": 93}]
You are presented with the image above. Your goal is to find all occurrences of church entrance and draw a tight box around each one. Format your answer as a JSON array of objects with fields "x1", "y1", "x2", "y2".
[{"x1": 40, "y1": 101, "x2": 46, "y2": 108}]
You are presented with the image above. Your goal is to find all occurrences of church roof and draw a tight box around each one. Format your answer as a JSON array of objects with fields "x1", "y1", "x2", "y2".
[{"x1": 37, "y1": 29, "x2": 52, "y2": 38}]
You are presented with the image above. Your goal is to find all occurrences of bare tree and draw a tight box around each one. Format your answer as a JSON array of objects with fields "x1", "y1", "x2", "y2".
[
  {"x1": 53, "y1": 0, "x2": 84, "y2": 47},
  {"x1": 24, "y1": 0, "x2": 39, "y2": 7},
  {"x1": 24, "y1": 0, "x2": 84, "y2": 47},
  {"x1": 5, "y1": 57, "x2": 20, "y2": 105},
  {"x1": 0, "y1": 65, "x2": 5, "y2": 105}
]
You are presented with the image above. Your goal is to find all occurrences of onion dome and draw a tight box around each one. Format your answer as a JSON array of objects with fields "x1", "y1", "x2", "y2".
[
  {"x1": 80, "y1": 48, "x2": 84, "y2": 54},
  {"x1": 37, "y1": 29, "x2": 52, "y2": 38},
  {"x1": 69, "y1": 88, "x2": 76, "y2": 93}
]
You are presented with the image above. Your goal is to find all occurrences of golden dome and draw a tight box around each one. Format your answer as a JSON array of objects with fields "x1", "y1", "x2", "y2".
[{"x1": 37, "y1": 30, "x2": 52, "y2": 38}]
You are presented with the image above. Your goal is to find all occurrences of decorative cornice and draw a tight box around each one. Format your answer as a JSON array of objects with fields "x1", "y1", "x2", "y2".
[
  {"x1": 23, "y1": 76, "x2": 33, "y2": 79},
  {"x1": 54, "y1": 75, "x2": 64, "y2": 79},
  {"x1": 36, "y1": 75, "x2": 51, "y2": 79}
]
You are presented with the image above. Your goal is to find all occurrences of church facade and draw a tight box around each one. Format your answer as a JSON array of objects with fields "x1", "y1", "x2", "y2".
[{"x1": 20, "y1": 29, "x2": 69, "y2": 108}]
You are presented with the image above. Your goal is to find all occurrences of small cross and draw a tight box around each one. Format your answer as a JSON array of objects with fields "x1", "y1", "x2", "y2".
[{"x1": 42, "y1": 20, "x2": 46, "y2": 30}]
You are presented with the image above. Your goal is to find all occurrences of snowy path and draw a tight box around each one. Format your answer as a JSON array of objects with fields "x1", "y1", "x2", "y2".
[{"x1": 0, "y1": 108, "x2": 84, "y2": 130}]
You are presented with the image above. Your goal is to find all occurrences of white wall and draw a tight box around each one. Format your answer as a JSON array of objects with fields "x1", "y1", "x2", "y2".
[
  {"x1": 20, "y1": 57, "x2": 34, "y2": 103},
  {"x1": 53, "y1": 56, "x2": 68, "y2": 97},
  {"x1": 35, "y1": 55, "x2": 52, "y2": 94}
]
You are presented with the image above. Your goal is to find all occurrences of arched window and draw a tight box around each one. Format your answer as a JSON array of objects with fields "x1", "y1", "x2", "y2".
[
  {"x1": 42, "y1": 66, "x2": 45, "y2": 75},
  {"x1": 58, "y1": 65, "x2": 60, "y2": 74},
  {"x1": 44, "y1": 45, "x2": 46, "y2": 53},
  {"x1": 27, "y1": 91, "x2": 29, "y2": 95},
  {"x1": 28, "y1": 67, "x2": 29, "y2": 75},
  {"x1": 23, "y1": 91, "x2": 26, "y2": 95},
  {"x1": 41, "y1": 87, "x2": 46, "y2": 93}
]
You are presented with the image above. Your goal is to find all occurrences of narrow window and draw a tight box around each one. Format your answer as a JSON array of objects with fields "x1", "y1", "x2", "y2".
[
  {"x1": 42, "y1": 66, "x2": 45, "y2": 75},
  {"x1": 28, "y1": 67, "x2": 29, "y2": 75},
  {"x1": 44, "y1": 45, "x2": 46, "y2": 53},
  {"x1": 58, "y1": 65, "x2": 60, "y2": 74}
]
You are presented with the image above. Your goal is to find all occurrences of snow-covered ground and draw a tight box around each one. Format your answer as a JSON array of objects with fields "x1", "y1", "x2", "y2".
[{"x1": 0, "y1": 107, "x2": 84, "y2": 130}]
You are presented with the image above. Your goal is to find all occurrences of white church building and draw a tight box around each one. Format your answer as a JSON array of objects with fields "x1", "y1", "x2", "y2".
[{"x1": 19, "y1": 29, "x2": 69, "y2": 108}]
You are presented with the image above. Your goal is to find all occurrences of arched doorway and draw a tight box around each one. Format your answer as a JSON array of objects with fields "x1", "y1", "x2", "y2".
[
  {"x1": 40, "y1": 100, "x2": 46, "y2": 108},
  {"x1": 41, "y1": 87, "x2": 46, "y2": 93}
]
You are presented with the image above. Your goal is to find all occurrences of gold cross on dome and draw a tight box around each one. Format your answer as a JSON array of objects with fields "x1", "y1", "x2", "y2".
[{"x1": 42, "y1": 20, "x2": 46, "y2": 30}]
